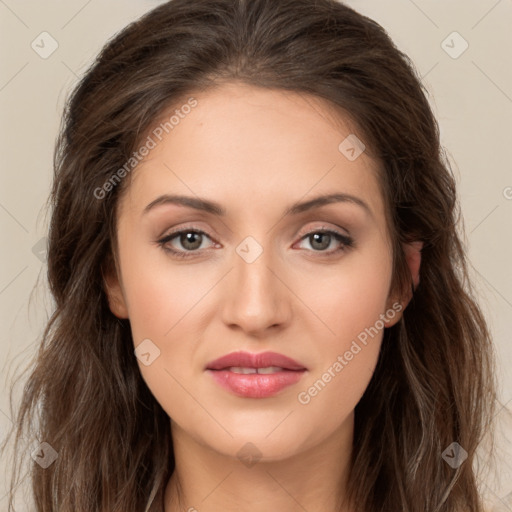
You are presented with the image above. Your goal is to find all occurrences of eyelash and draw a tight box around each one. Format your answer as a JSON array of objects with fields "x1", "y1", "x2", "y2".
[{"x1": 156, "y1": 226, "x2": 354, "y2": 260}]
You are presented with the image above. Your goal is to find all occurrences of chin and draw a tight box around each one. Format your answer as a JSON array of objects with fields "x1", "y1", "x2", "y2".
[{"x1": 199, "y1": 428, "x2": 311, "y2": 464}]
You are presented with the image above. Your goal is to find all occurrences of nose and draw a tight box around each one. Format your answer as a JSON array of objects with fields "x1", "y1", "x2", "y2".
[{"x1": 220, "y1": 242, "x2": 292, "y2": 336}]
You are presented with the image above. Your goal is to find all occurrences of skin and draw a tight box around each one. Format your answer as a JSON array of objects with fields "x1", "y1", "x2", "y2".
[{"x1": 104, "y1": 82, "x2": 422, "y2": 512}]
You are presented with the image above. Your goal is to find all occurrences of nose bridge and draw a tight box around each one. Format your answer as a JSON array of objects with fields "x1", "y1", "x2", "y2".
[{"x1": 221, "y1": 235, "x2": 290, "y2": 333}]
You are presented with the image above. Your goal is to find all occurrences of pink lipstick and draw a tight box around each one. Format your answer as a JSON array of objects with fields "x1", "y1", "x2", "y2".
[{"x1": 205, "y1": 350, "x2": 307, "y2": 398}]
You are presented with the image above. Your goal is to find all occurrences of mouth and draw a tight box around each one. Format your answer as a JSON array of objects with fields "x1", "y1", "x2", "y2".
[{"x1": 205, "y1": 351, "x2": 307, "y2": 398}]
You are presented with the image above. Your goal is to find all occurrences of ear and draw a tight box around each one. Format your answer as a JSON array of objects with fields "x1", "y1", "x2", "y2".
[
  {"x1": 102, "y1": 256, "x2": 129, "y2": 319},
  {"x1": 384, "y1": 240, "x2": 423, "y2": 327}
]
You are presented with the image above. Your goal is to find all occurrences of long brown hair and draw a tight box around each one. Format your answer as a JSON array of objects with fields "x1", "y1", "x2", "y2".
[{"x1": 2, "y1": 0, "x2": 496, "y2": 510}]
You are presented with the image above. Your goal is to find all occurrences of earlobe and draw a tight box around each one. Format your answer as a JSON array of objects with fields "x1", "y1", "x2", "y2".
[
  {"x1": 102, "y1": 259, "x2": 129, "y2": 319},
  {"x1": 384, "y1": 240, "x2": 423, "y2": 328}
]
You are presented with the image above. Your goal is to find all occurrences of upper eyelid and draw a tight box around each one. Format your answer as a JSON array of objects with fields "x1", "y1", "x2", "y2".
[{"x1": 159, "y1": 226, "x2": 215, "y2": 242}]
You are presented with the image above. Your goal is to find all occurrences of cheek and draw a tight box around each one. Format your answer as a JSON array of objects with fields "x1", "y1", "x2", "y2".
[
  {"x1": 122, "y1": 259, "x2": 206, "y2": 426},
  {"x1": 294, "y1": 292, "x2": 387, "y2": 442},
  {"x1": 298, "y1": 247, "x2": 393, "y2": 342},
  {"x1": 119, "y1": 239, "x2": 209, "y2": 343},
  {"x1": 118, "y1": 244, "x2": 215, "y2": 411},
  {"x1": 293, "y1": 248, "x2": 392, "y2": 417}
]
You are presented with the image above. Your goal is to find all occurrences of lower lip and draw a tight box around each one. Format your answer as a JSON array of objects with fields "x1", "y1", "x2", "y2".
[{"x1": 206, "y1": 369, "x2": 306, "y2": 398}]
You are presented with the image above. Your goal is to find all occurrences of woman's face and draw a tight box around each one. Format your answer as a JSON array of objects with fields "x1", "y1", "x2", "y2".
[{"x1": 106, "y1": 82, "x2": 405, "y2": 462}]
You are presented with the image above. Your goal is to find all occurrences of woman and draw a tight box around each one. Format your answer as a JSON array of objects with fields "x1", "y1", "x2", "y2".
[{"x1": 3, "y1": 0, "x2": 497, "y2": 510}]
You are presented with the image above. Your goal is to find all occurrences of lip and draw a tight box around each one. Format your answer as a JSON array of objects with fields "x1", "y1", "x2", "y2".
[
  {"x1": 205, "y1": 351, "x2": 307, "y2": 399},
  {"x1": 205, "y1": 350, "x2": 307, "y2": 371}
]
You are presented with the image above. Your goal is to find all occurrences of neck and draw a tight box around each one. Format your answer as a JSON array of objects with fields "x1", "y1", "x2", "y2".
[{"x1": 164, "y1": 414, "x2": 355, "y2": 512}]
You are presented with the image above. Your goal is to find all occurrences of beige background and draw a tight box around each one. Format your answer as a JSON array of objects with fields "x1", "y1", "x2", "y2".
[{"x1": 1, "y1": 0, "x2": 511, "y2": 509}]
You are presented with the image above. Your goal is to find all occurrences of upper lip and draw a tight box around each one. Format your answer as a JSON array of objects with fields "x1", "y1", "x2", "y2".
[{"x1": 206, "y1": 351, "x2": 307, "y2": 371}]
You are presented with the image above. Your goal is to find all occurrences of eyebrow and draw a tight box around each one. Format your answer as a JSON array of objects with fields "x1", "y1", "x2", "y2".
[{"x1": 142, "y1": 192, "x2": 372, "y2": 218}]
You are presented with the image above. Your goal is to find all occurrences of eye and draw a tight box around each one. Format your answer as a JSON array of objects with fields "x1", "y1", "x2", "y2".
[
  {"x1": 157, "y1": 228, "x2": 217, "y2": 259},
  {"x1": 295, "y1": 228, "x2": 354, "y2": 255},
  {"x1": 157, "y1": 226, "x2": 354, "y2": 259}
]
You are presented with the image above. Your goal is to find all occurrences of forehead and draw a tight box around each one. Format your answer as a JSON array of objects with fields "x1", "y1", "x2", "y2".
[{"x1": 118, "y1": 82, "x2": 387, "y2": 226}]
